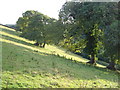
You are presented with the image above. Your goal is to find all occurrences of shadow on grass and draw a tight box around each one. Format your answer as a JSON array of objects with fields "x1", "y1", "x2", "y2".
[
  {"x1": 2, "y1": 35, "x2": 34, "y2": 46},
  {"x1": 0, "y1": 28, "x2": 19, "y2": 36}
]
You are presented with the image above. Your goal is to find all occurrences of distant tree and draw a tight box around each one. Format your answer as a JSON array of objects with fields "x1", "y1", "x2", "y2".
[
  {"x1": 16, "y1": 10, "x2": 50, "y2": 48},
  {"x1": 16, "y1": 10, "x2": 65, "y2": 48},
  {"x1": 5, "y1": 24, "x2": 16, "y2": 29}
]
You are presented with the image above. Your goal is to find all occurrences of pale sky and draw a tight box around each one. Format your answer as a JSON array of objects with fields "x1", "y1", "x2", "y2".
[{"x1": 0, "y1": 0, "x2": 66, "y2": 24}]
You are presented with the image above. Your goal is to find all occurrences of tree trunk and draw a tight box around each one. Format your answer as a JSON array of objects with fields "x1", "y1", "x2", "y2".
[
  {"x1": 87, "y1": 54, "x2": 96, "y2": 65},
  {"x1": 40, "y1": 43, "x2": 43, "y2": 47},
  {"x1": 42, "y1": 41, "x2": 46, "y2": 48},
  {"x1": 107, "y1": 60, "x2": 116, "y2": 70}
]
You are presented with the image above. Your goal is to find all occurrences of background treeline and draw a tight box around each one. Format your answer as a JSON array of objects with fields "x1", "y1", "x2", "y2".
[
  {"x1": 0, "y1": 24, "x2": 16, "y2": 29},
  {"x1": 16, "y1": 2, "x2": 120, "y2": 70}
]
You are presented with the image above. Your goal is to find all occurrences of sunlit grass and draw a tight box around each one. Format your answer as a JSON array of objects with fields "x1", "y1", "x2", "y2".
[
  {"x1": 0, "y1": 25, "x2": 15, "y2": 32},
  {"x1": 0, "y1": 31, "x2": 34, "y2": 44},
  {"x1": 1, "y1": 25, "x2": 119, "y2": 88}
]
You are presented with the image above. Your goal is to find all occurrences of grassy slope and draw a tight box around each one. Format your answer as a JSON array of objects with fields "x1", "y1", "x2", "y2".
[{"x1": 0, "y1": 25, "x2": 119, "y2": 88}]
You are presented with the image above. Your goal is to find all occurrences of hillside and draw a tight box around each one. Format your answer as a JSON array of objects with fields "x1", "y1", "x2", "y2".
[{"x1": 0, "y1": 25, "x2": 119, "y2": 88}]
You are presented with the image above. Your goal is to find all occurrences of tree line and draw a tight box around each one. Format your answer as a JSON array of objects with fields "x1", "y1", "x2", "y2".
[{"x1": 16, "y1": 2, "x2": 120, "y2": 70}]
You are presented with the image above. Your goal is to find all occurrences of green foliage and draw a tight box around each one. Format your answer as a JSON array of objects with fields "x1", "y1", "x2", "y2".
[
  {"x1": 59, "y1": 36, "x2": 85, "y2": 53},
  {"x1": 99, "y1": 2, "x2": 119, "y2": 67},
  {"x1": 16, "y1": 10, "x2": 65, "y2": 47},
  {"x1": 59, "y1": 2, "x2": 106, "y2": 64},
  {"x1": 16, "y1": 10, "x2": 49, "y2": 47},
  {"x1": 83, "y1": 24, "x2": 103, "y2": 57},
  {"x1": 104, "y1": 20, "x2": 119, "y2": 64},
  {"x1": 44, "y1": 19, "x2": 64, "y2": 44},
  {"x1": 59, "y1": 2, "x2": 119, "y2": 67},
  {"x1": 16, "y1": 17, "x2": 26, "y2": 32}
]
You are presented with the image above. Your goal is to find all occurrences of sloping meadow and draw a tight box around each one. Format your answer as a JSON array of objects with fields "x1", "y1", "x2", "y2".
[{"x1": 0, "y1": 25, "x2": 119, "y2": 88}]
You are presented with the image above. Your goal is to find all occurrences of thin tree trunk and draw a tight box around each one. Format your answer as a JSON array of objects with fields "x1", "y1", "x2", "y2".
[
  {"x1": 87, "y1": 54, "x2": 96, "y2": 65},
  {"x1": 107, "y1": 60, "x2": 116, "y2": 70},
  {"x1": 42, "y1": 41, "x2": 46, "y2": 48},
  {"x1": 40, "y1": 43, "x2": 43, "y2": 48}
]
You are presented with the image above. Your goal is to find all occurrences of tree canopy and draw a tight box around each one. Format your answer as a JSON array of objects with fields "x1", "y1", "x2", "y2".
[
  {"x1": 59, "y1": 2, "x2": 119, "y2": 69},
  {"x1": 16, "y1": 10, "x2": 65, "y2": 48}
]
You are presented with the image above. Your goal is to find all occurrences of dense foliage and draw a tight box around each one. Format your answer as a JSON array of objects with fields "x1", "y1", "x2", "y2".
[
  {"x1": 59, "y1": 2, "x2": 119, "y2": 69},
  {"x1": 16, "y1": 10, "x2": 64, "y2": 47}
]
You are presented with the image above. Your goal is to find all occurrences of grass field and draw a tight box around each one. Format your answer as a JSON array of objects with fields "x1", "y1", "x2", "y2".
[{"x1": 0, "y1": 25, "x2": 119, "y2": 88}]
